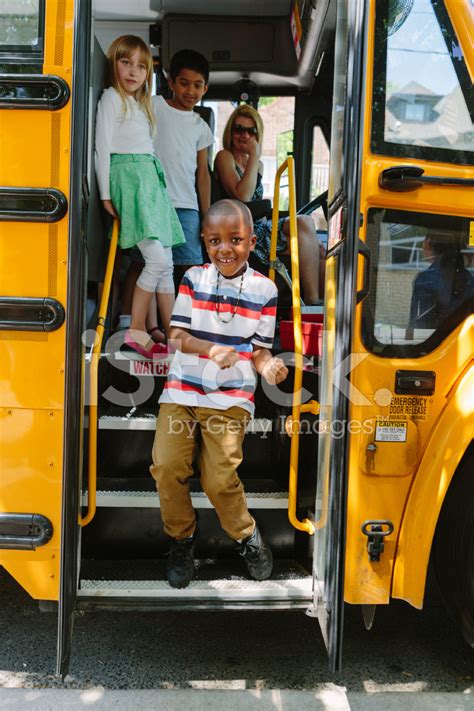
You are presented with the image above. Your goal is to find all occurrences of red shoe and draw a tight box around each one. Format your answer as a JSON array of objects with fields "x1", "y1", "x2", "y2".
[
  {"x1": 124, "y1": 331, "x2": 169, "y2": 358},
  {"x1": 150, "y1": 342, "x2": 168, "y2": 356}
]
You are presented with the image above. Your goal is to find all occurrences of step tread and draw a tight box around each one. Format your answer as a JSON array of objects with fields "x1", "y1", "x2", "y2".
[
  {"x1": 89, "y1": 349, "x2": 319, "y2": 365},
  {"x1": 97, "y1": 414, "x2": 274, "y2": 433},
  {"x1": 78, "y1": 578, "x2": 312, "y2": 598},
  {"x1": 89, "y1": 489, "x2": 288, "y2": 499},
  {"x1": 82, "y1": 488, "x2": 289, "y2": 509},
  {"x1": 79, "y1": 559, "x2": 312, "y2": 600},
  {"x1": 94, "y1": 476, "x2": 283, "y2": 492}
]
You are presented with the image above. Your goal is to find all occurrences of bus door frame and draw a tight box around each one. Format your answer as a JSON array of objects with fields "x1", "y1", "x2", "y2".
[
  {"x1": 56, "y1": 0, "x2": 92, "y2": 678},
  {"x1": 311, "y1": 0, "x2": 368, "y2": 673}
]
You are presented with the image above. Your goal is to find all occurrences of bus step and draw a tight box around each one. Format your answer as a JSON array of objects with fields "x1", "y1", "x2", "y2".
[
  {"x1": 94, "y1": 350, "x2": 319, "y2": 415},
  {"x1": 97, "y1": 414, "x2": 274, "y2": 434},
  {"x1": 93, "y1": 411, "x2": 289, "y2": 480},
  {"x1": 80, "y1": 495, "x2": 299, "y2": 557},
  {"x1": 81, "y1": 488, "x2": 289, "y2": 510},
  {"x1": 77, "y1": 558, "x2": 312, "y2": 608}
]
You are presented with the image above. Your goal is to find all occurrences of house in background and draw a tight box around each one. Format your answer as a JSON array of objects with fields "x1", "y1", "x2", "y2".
[
  {"x1": 387, "y1": 80, "x2": 443, "y2": 125},
  {"x1": 385, "y1": 80, "x2": 472, "y2": 150}
]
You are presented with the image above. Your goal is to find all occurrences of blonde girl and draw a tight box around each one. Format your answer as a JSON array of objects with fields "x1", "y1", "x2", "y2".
[{"x1": 95, "y1": 35, "x2": 185, "y2": 357}]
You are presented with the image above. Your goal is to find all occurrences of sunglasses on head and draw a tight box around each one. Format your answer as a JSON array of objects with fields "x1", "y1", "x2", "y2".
[{"x1": 233, "y1": 123, "x2": 258, "y2": 136}]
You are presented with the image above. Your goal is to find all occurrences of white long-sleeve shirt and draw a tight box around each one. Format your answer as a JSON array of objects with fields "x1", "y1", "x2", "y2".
[{"x1": 94, "y1": 86, "x2": 154, "y2": 200}]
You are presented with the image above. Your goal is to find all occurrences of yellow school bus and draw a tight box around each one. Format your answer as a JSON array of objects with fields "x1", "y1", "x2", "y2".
[{"x1": 0, "y1": 0, "x2": 472, "y2": 675}]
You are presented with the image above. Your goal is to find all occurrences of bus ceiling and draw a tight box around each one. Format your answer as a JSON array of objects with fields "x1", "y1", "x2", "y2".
[{"x1": 93, "y1": 0, "x2": 336, "y2": 92}]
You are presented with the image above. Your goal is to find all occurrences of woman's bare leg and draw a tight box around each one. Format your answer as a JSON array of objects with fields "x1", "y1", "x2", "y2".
[
  {"x1": 318, "y1": 241, "x2": 326, "y2": 299},
  {"x1": 281, "y1": 215, "x2": 320, "y2": 304}
]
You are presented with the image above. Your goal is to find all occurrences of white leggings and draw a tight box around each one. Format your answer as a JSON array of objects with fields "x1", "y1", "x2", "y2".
[{"x1": 135, "y1": 238, "x2": 174, "y2": 294}]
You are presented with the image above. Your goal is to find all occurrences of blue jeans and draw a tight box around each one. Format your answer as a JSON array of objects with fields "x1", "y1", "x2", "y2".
[{"x1": 172, "y1": 208, "x2": 203, "y2": 266}]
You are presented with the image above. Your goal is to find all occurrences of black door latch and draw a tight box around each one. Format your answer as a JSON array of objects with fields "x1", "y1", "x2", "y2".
[{"x1": 361, "y1": 520, "x2": 394, "y2": 562}]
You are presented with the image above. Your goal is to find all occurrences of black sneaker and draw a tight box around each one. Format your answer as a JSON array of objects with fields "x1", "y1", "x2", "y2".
[
  {"x1": 167, "y1": 536, "x2": 195, "y2": 589},
  {"x1": 239, "y1": 526, "x2": 273, "y2": 580}
]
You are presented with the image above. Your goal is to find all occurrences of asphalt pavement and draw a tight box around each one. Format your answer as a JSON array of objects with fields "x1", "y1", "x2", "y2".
[{"x1": 1, "y1": 567, "x2": 472, "y2": 709}]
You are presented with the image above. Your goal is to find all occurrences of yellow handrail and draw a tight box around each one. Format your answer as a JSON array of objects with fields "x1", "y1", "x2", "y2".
[
  {"x1": 269, "y1": 157, "x2": 316, "y2": 535},
  {"x1": 80, "y1": 219, "x2": 119, "y2": 527}
]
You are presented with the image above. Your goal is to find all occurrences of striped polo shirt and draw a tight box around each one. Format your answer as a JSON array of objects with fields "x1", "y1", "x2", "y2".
[{"x1": 159, "y1": 263, "x2": 278, "y2": 415}]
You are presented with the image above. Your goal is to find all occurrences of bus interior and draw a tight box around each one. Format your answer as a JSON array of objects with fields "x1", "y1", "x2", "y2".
[{"x1": 76, "y1": 0, "x2": 337, "y2": 606}]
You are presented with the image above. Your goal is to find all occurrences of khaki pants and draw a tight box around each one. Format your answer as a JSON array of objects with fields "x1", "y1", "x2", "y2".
[{"x1": 150, "y1": 403, "x2": 255, "y2": 541}]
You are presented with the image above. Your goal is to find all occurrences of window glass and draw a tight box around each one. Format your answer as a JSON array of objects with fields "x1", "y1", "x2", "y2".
[
  {"x1": 372, "y1": 0, "x2": 474, "y2": 164},
  {"x1": 362, "y1": 209, "x2": 474, "y2": 356},
  {"x1": 275, "y1": 128, "x2": 293, "y2": 210},
  {"x1": 310, "y1": 125, "x2": 329, "y2": 237},
  {"x1": 0, "y1": 61, "x2": 41, "y2": 73},
  {"x1": 328, "y1": 0, "x2": 348, "y2": 201},
  {"x1": 0, "y1": 0, "x2": 43, "y2": 54},
  {"x1": 204, "y1": 96, "x2": 295, "y2": 204}
]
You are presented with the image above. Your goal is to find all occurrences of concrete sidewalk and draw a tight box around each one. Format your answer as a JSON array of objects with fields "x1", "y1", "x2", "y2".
[{"x1": 0, "y1": 688, "x2": 472, "y2": 710}]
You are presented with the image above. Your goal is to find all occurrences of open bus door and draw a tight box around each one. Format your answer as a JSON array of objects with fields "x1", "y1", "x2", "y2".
[
  {"x1": 56, "y1": 0, "x2": 92, "y2": 677},
  {"x1": 312, "y1": 0, "x2": 474, "y2": 672},
  {"x1": 311, "y1": 0, "x2": 368, "y2": 673}
]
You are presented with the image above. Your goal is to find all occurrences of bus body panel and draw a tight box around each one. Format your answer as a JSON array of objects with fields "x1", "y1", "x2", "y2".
[
  {"x1": 362, "y1": 156, "x2": 474, "y2": 216},
  {"x1": 343, "y1": 317, "x2": 474, "y2": 604},
  {"x1": 392, "y1": 359, "x2": 474, "y2": 607},
  {"x1": 0, "y1": 0, "x2": 75, "y2": 602},
  {"x1": 1, "y1": 550, "x2": 59, "y2": 601},
  {"x1": 0, "y1": 224, "x2": 68, "y2": 308},
  {"x1": 341, "y1": 0, "x2": 473, "y2": 606},
  {"x1": 0, "y1": 330, "x2": 66, "y2": 410},
  {"x1": 444, "y1": 0, "x2": 474, "y2": 81}
]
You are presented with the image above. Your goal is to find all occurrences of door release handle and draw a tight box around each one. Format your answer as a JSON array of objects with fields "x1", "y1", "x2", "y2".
[
  {"x1": 379, "y1": 165, "x2": 474, "y2": 192},
  {"x1": 356, "y1": 239, "x2": 371, "y2": 304}
]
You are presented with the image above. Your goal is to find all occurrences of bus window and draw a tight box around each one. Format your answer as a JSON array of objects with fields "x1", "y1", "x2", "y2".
[
  {"x1": 276, "y1": 128, "x2": 293, "y2": 209},
  {"x1": 327, "y1": 0, "x2": 348, "y2": 202},
  {"x1": 372, "y1": 0, "x2": 474, "y2": 165},
  {"x1": 252, "y1": 96, "x2": 295, "y2": 202},
  {"x1": 362, "y1": 209, "x2": 474, "y2": 355},
  {"x1": 205, "y1": 96, "x2": 295, "y2": 203},
  {"x1": 0, "y1": 0, "x2": 45, "y2": 63},
  {"x1": 310, "y1": 125, "x2": 329, "y2": 240}
]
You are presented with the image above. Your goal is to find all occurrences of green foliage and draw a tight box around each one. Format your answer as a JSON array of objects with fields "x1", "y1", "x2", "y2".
[
  {"x1": 276, "y1": 130, "x2": 294, "y2": 167},
  {"x1": 258, "y1": 97, "x2": 277, "y2": 109}
]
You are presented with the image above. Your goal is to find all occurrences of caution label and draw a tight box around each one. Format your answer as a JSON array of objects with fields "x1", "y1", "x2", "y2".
[
  {"x1": 375, "y1": 419, "x2": 408, "y2": 442},
  {"x1": 389, "y1": 396, "x2": 428, "y2": 420},
  {"x1": 470, "y1": 221, "x2": 474, "y2": 248}
]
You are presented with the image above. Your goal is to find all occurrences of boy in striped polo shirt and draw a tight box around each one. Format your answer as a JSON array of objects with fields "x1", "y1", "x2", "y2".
[{"x1": 150, "y1": 199, "x2": 288, "y2": 588}]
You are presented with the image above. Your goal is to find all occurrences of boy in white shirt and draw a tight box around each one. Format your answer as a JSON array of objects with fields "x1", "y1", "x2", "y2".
[{"x1": 152, "y1": 49, "x2": 214, "y2": 274}]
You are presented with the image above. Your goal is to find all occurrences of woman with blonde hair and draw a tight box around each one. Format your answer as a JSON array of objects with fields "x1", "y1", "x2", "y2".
[
  {"x1": 95, "y1": 35, "x2": 185, "y2": 357},
  {"x1": 214, "y1": 104, "x2": 324, "y2": 303}
]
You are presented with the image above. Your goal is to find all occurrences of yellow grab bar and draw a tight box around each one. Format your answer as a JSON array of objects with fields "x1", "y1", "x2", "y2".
[
  {"x1": 80, "y1": 219, "x2": 119, "y2": 527},
  {"x1": 269, "y1": 157, "x2": 316, "y2": 535},
  {"x1": 268, "y1": 160, "x2": 286, "y2": 284}
]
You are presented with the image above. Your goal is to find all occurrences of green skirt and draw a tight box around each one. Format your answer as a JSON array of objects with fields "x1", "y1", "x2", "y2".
[{"x1": 110, "y1": 153, "x2": 185, "y2": 250}]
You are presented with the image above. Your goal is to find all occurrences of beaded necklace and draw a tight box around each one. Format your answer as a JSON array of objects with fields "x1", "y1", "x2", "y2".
[{"x1": 215, "y1": 269, "x2": 245, "y2": 323}]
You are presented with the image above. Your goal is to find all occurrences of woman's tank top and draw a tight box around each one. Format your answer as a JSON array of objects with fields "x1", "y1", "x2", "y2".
[{"x1": 234, "y1": 164, "x2": 264, "y2": 202}]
